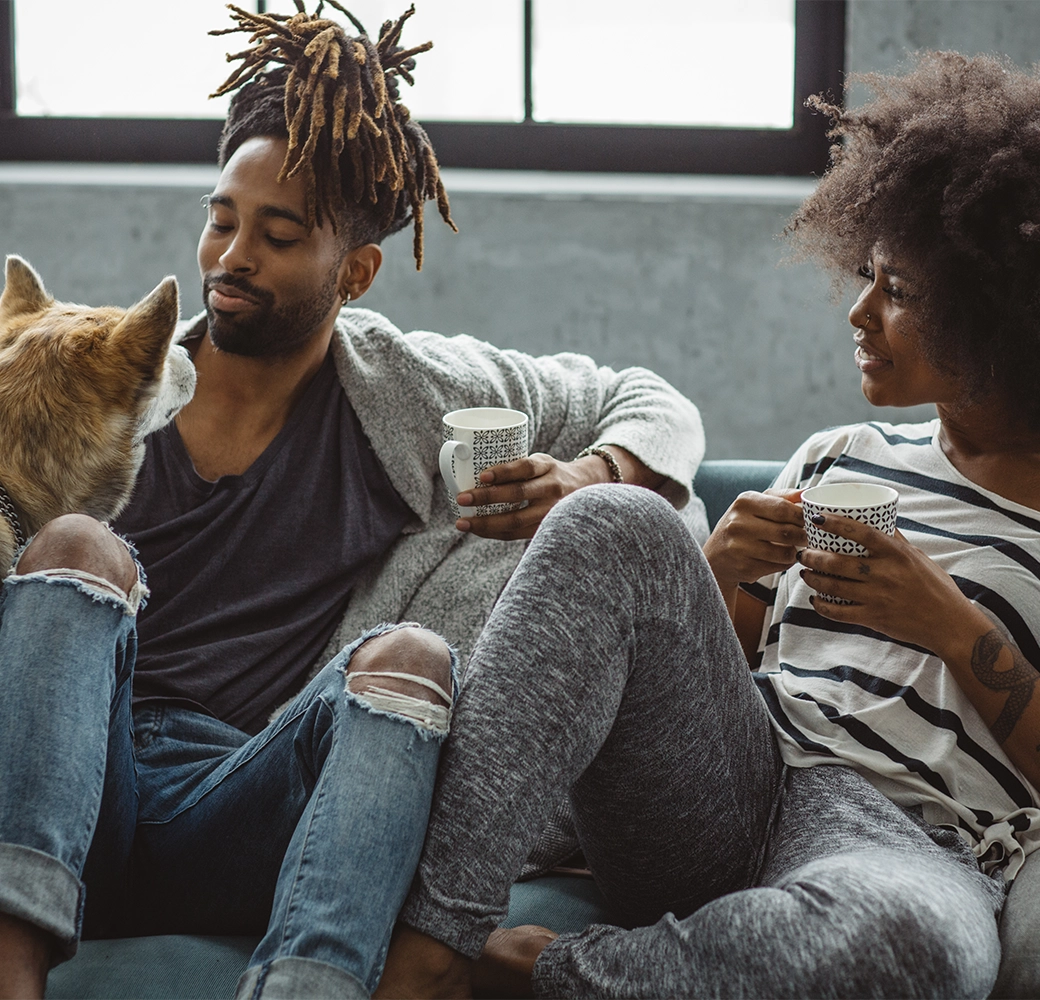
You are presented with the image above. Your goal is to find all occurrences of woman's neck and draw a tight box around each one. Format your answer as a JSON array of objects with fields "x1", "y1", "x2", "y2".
[{"x1": 936, "y1": 401, "x2": 1040, "y2": 508}]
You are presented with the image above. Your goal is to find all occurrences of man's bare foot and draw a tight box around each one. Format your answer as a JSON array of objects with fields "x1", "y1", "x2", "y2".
[
  {"x1": 472, "y1": 925, "x2": 558, "y2": 999},
  {"x1": 375, "y1": 922, "x2": 473, "y2": 999},
  {"x1": 0, "y1": 912, "x2": 51, "y2": 1000}
]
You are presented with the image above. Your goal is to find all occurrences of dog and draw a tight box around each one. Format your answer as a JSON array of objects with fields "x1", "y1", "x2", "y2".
[{"x1": 0, "y1": 254, "x2": 196, "y2": 572}]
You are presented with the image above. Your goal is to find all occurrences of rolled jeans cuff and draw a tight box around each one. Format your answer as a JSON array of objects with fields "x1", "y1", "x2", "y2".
[
  {"x1": 236, "y1": 957, "x2": 369, "y2": 999},
  {"x1": 0, "y1": 841, "x2": 83, "y2": 962}
]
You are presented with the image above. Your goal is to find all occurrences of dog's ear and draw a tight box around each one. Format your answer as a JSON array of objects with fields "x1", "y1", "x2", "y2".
[
  {"x1": 0, "y1": 255, "x2": 52, "y2": 319},
  {"x1": 108, "y1": 276, "x2": 180, "y2": 371}
]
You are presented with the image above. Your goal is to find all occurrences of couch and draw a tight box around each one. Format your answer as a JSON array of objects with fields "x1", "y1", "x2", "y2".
[{"x1": 44, "y1": 460, "x2": 1039, "y2": 998}]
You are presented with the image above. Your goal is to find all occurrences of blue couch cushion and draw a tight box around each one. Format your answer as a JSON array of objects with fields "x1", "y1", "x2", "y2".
[
  {"x1": 694, "y1": 459, "x2": 784, "y2": 528},
  {"x1": 46, "y1": 935, "x2": 255, "y2": 1000},
  {"x1": 46, "y1": 876, "x2": 611, "y2": 999}
]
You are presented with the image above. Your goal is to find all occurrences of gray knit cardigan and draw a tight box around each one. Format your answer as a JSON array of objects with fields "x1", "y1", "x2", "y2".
[{"x1": 180, "y1": 306, "x2": 708, "y2": 694}]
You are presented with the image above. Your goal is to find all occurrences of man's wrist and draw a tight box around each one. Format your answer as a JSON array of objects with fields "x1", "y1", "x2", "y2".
[{"x1": 575, "y1": 445, "x2": 624, "y2": 484}]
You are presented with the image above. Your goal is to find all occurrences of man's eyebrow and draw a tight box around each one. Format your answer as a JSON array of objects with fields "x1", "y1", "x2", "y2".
[
  {"x1": 201, "y1": 193, "x2": 307, "y2": 228},
  {"x1": 881, "y1": 263, "x2": 904, "y2": 277},
  {"x1": 257, "y1": 204, "x2": 308, "y2": 227}
]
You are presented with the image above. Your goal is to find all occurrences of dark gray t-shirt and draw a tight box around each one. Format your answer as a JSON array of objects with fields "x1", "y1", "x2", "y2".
[{"x1": 114, "y1": 350, "x2": 411, "y2": 734}]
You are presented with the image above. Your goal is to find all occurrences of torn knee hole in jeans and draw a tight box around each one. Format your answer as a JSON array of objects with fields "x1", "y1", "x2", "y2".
[
  {"x1": 9, "y1": 567, "x2": 147, "y2": 615},
  {"x1": 345, "y1": 670, "x2": 453, "y2": 734}
]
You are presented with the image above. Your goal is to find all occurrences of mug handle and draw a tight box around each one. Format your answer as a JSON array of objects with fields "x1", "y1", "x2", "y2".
[{"x1": 439, "y1": 440, "x2": 478, "y2": 517}]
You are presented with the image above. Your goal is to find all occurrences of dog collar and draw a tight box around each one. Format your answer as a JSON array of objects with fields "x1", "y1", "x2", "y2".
[{"x1": 0, "y1": 483, "x2": 27, "y2": 549}]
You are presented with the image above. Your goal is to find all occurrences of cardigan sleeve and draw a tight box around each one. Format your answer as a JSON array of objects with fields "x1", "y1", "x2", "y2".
[{"x1": 335, "y1": 309, "x2": 705, "y2": 516}]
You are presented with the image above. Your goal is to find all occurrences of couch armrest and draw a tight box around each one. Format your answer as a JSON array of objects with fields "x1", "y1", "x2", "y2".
[{"x1": 694, "y1": 460, "x2": 785, "y2": 530}]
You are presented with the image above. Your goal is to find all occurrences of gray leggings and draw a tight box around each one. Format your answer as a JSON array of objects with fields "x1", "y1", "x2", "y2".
[{"x1": 400, "y1": 485, "x2": 1005, "y2": 999}]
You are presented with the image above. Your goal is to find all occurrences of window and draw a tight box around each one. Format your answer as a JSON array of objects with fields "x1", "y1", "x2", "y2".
[{"x1": 0, "y1": 0, "x2": 844, "y2": 174}]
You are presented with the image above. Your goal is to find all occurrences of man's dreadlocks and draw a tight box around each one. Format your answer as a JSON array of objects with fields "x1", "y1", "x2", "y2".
[{"x1": 211, "y1": 1, "x2": 456, "y2": 269}]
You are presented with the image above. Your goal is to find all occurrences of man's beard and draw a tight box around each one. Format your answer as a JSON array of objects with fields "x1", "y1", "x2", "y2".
[{"x1": 202, "y1": 272, "x2": 339, "y2": 358}]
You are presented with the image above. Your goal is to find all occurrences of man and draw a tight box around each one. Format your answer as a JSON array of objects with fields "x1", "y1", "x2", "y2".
[{"x1": 0, "y1": 6, "x2": 704, "y2": 999}]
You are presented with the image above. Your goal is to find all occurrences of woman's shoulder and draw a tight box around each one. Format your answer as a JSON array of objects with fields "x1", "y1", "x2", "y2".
[{"x1": 794, "y1": 418, "x2": 938, "y2": 460}]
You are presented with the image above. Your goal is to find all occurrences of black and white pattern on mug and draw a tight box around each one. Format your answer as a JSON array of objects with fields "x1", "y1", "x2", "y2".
[
  {"x1": 443, "y1": 422, "x2": 529, "y2": 517},
  {"x1": 803, "y1": 498, "x2": 898, "y2": 603}
]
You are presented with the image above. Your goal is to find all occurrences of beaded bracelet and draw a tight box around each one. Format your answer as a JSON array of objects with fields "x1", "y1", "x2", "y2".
[{"x1": 575, "y1": 445, "x2": 624, "y2": 484}]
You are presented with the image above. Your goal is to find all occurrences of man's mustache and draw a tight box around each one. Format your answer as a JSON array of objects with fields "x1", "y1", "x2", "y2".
[{"x1": 203, "y1": 273, "x2": 276, "y2": 308}]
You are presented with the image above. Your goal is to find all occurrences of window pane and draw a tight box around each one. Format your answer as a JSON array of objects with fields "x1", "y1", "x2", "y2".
[
  {"x1": 342, "y1": 2, "x2": 524, "y2": 122},
  {"x1": 532, "y1": 0, "x2": 795, "y2": 128},
  {"x1": 15, "y1": 0, "x2": 240, "y2": 118},
  {"x1": 14, "y1": 0, "x2": 524, "y2": 123}
]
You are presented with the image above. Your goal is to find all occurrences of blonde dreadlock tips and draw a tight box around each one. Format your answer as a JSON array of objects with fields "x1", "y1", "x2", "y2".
[{"x1": 210, "y1": 0, "x2": 454, "y2": 268}]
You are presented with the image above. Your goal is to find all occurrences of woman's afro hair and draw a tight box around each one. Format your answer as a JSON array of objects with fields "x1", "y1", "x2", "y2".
[{"x1": 786, "y1": 51, "x2": 1040, "y2": 424}]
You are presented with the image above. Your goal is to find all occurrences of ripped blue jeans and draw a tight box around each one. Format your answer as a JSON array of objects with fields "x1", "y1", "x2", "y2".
[{"x1": 0, "y1": 562, "x2": 456, "y2": 999}]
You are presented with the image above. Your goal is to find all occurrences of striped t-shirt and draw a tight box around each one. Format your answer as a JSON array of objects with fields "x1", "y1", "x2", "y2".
[{"x1": 747, "y1": 419, "x2": 1040, "y2": 878}]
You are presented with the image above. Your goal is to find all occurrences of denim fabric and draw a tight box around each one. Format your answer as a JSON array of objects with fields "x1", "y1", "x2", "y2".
[
  {"x1": 0, "y1": 564, "x2": 455, "y2": 998},
  {"x1": 0, "y1": 571, "x2": 138, "y2": 956}
]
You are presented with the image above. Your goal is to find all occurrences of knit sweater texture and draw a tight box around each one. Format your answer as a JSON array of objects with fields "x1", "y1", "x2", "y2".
[{"x1": 178, "y1": 306, "x2": 707, "y2": 691}]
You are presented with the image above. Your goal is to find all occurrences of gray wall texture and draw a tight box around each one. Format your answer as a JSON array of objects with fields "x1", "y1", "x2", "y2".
[{"x1": 2, "y1": 0, "x2": 1037, "y2": 459}]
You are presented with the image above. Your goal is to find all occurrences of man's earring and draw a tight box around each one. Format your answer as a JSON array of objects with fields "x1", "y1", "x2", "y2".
[{"x1": 341, "y1": 290, "x2": 350, "y2": 307}]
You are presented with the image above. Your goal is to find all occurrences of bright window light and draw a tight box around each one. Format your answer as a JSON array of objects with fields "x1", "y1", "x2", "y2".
[
  {"x1": 13, "y1": 0, "x2": 524, "y2": 122},
  {"x1": 14, "y1": 0, "x2": 794, "y2": 128},
  {"x1": 15, "y1": 0, "x2": 239, "y2": 118},
  {"x1": 533, "y1": 0, "x2": 795, "y2": 128},
  {"x1": 341, "y1": 1, "x2": 525, "y2": 122}
]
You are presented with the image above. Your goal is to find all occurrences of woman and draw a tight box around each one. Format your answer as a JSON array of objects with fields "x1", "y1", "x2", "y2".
[{"x1": 375, "y1": 52, "x2": 1040, "y2": 998}]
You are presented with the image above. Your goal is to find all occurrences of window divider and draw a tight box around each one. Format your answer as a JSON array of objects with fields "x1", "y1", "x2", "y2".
[
  {"x1": 1, "y1": 1, "x2": 14, "y2": 115},
  {"x1": 523, "y1": 0, "x2": 533, "y2": 123},
  {"x1": 0, "y1": 0, "x2": 844, "y2": 175}
]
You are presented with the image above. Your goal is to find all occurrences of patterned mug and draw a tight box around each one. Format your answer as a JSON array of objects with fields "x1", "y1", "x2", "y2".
[
  {"x1": 440, "y1": 408, "x2": 530, "y2": 518},
  {"x1": 801, "y1": 482, "x2": 899, "y2": 604}
]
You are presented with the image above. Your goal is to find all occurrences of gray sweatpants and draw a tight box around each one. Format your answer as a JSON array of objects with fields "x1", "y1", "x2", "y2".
[{"x1": 400, "y1": 485, "x2": 1005, "y2": 999}]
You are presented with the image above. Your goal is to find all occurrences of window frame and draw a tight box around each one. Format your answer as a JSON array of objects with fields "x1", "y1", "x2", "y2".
[{"x1": 0, "y1": 0, "x2": 844, "y2": 174}]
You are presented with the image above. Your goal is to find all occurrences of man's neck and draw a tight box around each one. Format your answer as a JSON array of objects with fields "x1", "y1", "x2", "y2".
[{"x1": 174, "y1": 324, "x2": 336, "y2": 481}]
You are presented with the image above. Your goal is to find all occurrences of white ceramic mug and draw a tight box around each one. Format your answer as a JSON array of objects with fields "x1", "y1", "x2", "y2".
[
  {"x1": 439, "y1": 407, "x2": 529, "y2": 518},
  {"x1": 802, "y1": 482, "x2": 899, "y2": 604}
]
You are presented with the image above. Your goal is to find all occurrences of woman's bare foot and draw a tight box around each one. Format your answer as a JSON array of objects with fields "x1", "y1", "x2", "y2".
[
  {"x1": 472, "y1": 925, "x2": 558, "y2": 999},
  {"x1": 375, "y1": 923, "x2": 473, "y2": 999}
]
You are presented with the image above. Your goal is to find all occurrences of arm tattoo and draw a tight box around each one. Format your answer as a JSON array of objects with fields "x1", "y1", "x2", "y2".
[{"x1": 972, "y1": 629, "x2": 1039, "y2": 744}]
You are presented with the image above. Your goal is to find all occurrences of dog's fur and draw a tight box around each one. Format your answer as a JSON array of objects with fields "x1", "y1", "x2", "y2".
[{"x1": 0, "y1": 255, "x2": 196, "y2": 570}]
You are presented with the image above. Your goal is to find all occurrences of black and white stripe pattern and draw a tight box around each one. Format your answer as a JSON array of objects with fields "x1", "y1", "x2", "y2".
[{"x1": 746, "y1": 420, "x2": 1040, "y2": 878}]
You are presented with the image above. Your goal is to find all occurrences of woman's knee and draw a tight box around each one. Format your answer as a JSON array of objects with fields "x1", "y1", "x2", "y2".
[
  {"x1": 15, "y1": 514, "x2": 137, "y2": 595},
  {"x1": 541, "y1": 484, "x2": 694, "y2": 558},
  {"x1": 535, "y1": 486, "x2": 709, "y2": 607},
  {"x1": 551, "y1": 482, "x2": 673, "y2": 523}
]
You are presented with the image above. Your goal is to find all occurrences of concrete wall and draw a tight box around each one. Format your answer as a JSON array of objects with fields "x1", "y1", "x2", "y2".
[{"x1": 1, "y1": 0, "x2": 1035, "y2": 459}]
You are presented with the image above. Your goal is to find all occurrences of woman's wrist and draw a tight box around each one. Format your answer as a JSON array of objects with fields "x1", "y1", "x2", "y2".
[
  {"x1": 928, "y1": 598, "x2": 1001, "y2": 672},
  {"x1": 702, "y1": 537, "x2": 741, "y2": 596}
]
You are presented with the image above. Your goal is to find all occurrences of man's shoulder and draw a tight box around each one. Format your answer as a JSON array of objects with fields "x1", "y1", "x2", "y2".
[
  {"x1": 335, "y1": 308, "x2": 500, "y2": 368},
  {"x1": 335, "y1": 306, "x2": 404, "y2": 342},
  {"x1": 337, "y1": 307, "x2": 445, "y2": 353}
]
